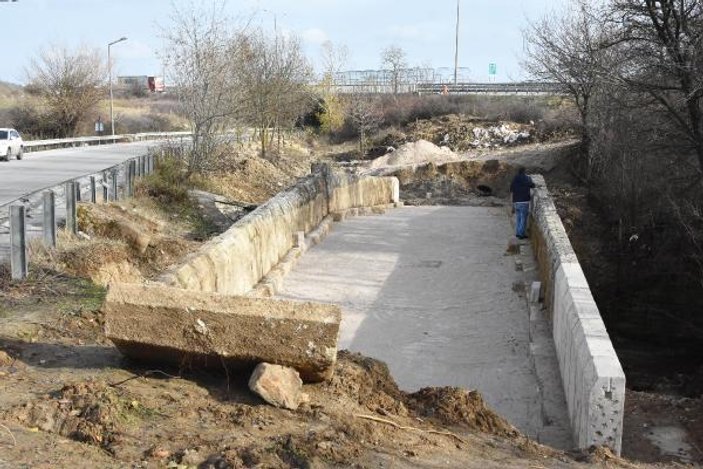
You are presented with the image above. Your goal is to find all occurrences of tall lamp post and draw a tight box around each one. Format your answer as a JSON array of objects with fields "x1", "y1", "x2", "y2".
[
  {"x1": 454, "y1": 0, "x2": 460, "y2": 86},
  {"x1": 108, "y1": 37, "x2": 128, "y2": 136}
]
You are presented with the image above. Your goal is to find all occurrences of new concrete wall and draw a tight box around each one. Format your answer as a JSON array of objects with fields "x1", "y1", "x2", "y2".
[
  {"x1": 529, "y1": 175, "x2": 626, "y2": 454},
  {"x1": 160, "y1": 167, "x2": 399, "y2": 296}
]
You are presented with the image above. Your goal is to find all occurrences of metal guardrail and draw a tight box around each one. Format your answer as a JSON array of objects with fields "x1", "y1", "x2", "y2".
[
  {"x1": 415, "y1": 82, "x2": 565, "y2": 94},
  {"x1": 334, "y1": 81, "x2": 565, "y2": 95},
  {"x1": 23, "y1": 131, "x2": 192, "y2": 153},
  {"x1": 0, "y1": 145, "x2": 188, "y2": 274}
]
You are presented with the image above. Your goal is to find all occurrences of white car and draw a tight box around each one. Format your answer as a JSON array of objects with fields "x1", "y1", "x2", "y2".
[{"x1": 0, "y1": 128, "x2": 24, "y2": 161}]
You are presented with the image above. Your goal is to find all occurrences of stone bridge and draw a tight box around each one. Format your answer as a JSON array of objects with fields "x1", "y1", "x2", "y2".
[{"x1": 107, "y1": 165, "x2": 625, "y2": 454}]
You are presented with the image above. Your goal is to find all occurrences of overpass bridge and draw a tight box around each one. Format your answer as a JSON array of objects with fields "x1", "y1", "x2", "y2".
[{"x1": 333, "y1": 81, "x2": 564, "y2": 95}]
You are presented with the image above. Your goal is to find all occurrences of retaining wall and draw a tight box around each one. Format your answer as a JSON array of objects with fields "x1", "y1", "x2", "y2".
[
  {"x1": 529, "y1": 175, "x2": 625, "y2": 454},
  {"x1": 160, "y1": 166, "x2": 399, "y2": 296}
]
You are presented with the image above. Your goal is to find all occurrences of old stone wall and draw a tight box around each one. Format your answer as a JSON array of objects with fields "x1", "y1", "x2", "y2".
[
  {"x1": 160, "y1": 167, "x2": 399, "y2": 296},
  {"x1": 530, "y1": 175, "x2": 626, "y2": 454}
]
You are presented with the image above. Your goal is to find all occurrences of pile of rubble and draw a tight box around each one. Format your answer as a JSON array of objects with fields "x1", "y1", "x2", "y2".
[{"x1": 399, "y1": 114, "x2": 533, "y2": 152}]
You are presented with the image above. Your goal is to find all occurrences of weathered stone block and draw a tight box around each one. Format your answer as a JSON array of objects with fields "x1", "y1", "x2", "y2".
[
  {"x1": 104, "y1": 283, "x2": 341, "y2": 382},
  {"x1": 249, "y1": 363, "x2": 304, "y2": 410}
]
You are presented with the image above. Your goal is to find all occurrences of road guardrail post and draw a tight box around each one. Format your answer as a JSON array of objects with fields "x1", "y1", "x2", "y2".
[
  {"x1": 124, "y1": 161, "x2": 132, "y2": 197},
  {"x1": 90, "y1": 176, "x2": 97, "y2": 203},
  {"x1": 102, "y1": 172, "x2": 109, "y2": 202},
  {"x1": 65, "y1": 182, "x2": 77, "y2": 235},
  {"x1": 43, "y1": 191, "x2": 56, "y2": 248},
  {"x1": 10, "y1": 205, "x2": 28, "y2": 280},
  {"x1": 75, "y1": 181, "x2": 81, "y2": 202},
  {"x1": 111, "y1": 169, "x2": 119, "y2": 201}
]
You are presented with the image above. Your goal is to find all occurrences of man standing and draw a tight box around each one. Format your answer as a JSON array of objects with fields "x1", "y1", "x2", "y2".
[{"x1": 510, "y1": 167, "x2": 535, "y2": 239}]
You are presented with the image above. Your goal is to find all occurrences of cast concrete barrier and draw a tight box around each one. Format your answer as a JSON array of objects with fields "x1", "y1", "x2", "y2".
[
  {"x1": 104, "y1": 283, "x2": 341, "y2": 382},
  {"x1": 530, "y1": 175, "x2": 625, "y2": 454},
  {"x1": 160, "y1": 166, "x2": 399, "y2": 296}
]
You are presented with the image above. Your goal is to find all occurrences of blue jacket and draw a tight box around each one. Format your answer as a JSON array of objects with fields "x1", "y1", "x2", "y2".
[{"x1": 510, "y1": 173, "x2": 535, "y2": 203}]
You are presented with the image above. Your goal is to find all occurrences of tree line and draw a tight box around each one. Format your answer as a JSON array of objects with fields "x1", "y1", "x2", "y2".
[{"x1": 525, "y1": 0, "x2": 703, "y2": 330}]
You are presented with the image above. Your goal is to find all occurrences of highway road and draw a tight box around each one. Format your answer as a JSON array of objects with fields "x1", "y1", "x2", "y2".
[
  {"x1": 0, "y1": 141, "x2": 160, "y2": 206},
  {"x1": 0, "y1": 140, "x2": 167, "y2": 264}
]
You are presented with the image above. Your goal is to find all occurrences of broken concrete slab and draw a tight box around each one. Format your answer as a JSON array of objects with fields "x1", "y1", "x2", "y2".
[
  {"x1": 249, "y1": 362, "x2": 304, "y2": 410},
  {"x1": 103, "y1": 283, "x2": 341, "y2": 382}
]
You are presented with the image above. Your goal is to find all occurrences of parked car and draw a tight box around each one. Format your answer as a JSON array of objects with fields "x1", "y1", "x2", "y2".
[{"x1": 0, "y1": 128, "x2": 24, "y2": 161}]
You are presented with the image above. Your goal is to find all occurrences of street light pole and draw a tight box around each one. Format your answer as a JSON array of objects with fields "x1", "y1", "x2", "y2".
[
  {"x1": 454, "y1": 0, "x2": 460, "y2": 86},
  {"x1": 108, "y1": 37, "x2": 127, "y2": 136}
]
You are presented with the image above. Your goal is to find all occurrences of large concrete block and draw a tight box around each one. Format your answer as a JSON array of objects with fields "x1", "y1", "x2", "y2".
[
  {"x1": 530, "y1": 175, "x2": 625, "y2": 454},
  {"x1": 104, "y1": 283, "x2": 341, "y2": 382},
  {"x1": 554, "y1": 263, "x2": 625, "y2": 453}
]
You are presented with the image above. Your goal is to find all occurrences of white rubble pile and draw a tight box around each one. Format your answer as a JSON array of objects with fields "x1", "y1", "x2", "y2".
[{"x1": 470, "y1": 124, "x2": 530, "y2": 148}]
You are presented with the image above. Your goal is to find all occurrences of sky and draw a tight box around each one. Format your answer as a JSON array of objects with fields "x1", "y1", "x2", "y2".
[{"x1": 0, "y1": 0, "x2": 567, "y2": 85}]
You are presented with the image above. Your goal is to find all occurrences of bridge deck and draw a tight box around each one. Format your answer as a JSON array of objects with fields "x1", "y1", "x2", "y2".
[{"x1": 278, "y1": 205, "x2": 573, "y2": 449}]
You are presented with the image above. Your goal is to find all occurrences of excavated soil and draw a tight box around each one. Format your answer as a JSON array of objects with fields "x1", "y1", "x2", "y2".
[{"x1": 388, "y1": 158, "x2": 515, "y2": 207}]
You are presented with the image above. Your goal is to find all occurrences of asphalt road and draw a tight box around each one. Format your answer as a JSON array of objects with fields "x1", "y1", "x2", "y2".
[
  {"x1": 0, "y1": 141, "x2": 166, "y2": 264},
  {"x1": 0, "y1": 141, "x2": 160, "y2": 206}
]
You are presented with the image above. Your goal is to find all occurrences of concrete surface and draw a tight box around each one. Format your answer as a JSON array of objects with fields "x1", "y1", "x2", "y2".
[
  {"x1": 104, "y1": 283, "x2": 341, "y2": 382},
  {"x1": 277, "y1": 205, "x2": 573, "y2": 449},
  {"x1": 530, "y1": 175, "x2": 625, "y2": 453}
]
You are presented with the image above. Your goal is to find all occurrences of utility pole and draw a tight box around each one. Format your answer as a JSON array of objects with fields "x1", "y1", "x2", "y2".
[
  {"x1": 454, "y1": 0, "x2": 460, "y2": 86},
  {"x1": 108, "y1": 37, "x2": 128, "y2": 136}
]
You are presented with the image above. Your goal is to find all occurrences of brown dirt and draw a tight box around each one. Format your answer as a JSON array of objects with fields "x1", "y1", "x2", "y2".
[
  {"x1": 389, "y1": 158, "x2": 515, "y2": 207},
  {"x1": 202, "y1": 141, "x2": 317, "y2": 205},
  {"x1": 39, "y1": 200, "x2": 200, "y2": 284},
  {"x1": 407, "y1": 387, "x2": 519, "y2": 438}
]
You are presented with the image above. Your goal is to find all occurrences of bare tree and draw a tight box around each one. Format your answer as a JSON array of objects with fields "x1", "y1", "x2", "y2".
[
  {"x1": 238, "y1": 30, "x2": 313, "y2": 158},
  {"x1": 162, "y1": 2, "x2": 248, "y2": 174},
  {"x1": 381, "y1": 45, "x2": 408, "y2": 94},
  {"x1": 611, "y1": 0, "x2": 703, "y2": 173},
  {"x1": 347, "y1": 94, "x2": 382, "y2": 155},
  {"x1": 320, "y1": 40, "x2": 349, "y2": 83},
  {"x1": 318, "y1": 41, "x2": 349, "y2": 134},
  {"x1": 523, "y1": 1, "x2": 615, "y2": 179},
  {"x1": 26, "y1": 46, "x2": 106, "y2": 138}
]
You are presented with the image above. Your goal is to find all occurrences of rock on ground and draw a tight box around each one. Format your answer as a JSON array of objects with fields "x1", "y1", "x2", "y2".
[{"x1": 249, "y1": 362, "x2": 304, "y2": 410}]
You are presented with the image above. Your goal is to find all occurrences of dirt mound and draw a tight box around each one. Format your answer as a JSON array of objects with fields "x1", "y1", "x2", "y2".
[
  {"x1": 321, "y1": 351, "x2": 408, "y2": 415},
  {"x1": 408, "y1": 387, "x2": 518, "y2": 437},
  {"x1": 52, "y1": 203, "x2": 197, "y2": 283},
  {"x1": 368, "y1": 139, "x2": 462, "y2": 169},
  {"x1": 2, "y1": 380, "x2": 139, "y2": 451},
  {"x1": 78, "y1": 204, "x2": 161, "y2": 253},
  {"x1": 204, "y1": 141, "x2": 317, "y2": 205},
  {"x1": 390, "y1": 159, "x2": 516, "y2": 206},
  {"x1": 58, "y1": 240, "x2": 132, "y2": 280}
]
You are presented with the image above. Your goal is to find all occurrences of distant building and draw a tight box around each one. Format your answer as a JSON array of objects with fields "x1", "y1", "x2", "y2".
[{"x1": 117, "y1": 76, "x2": 165, "y2": 93}]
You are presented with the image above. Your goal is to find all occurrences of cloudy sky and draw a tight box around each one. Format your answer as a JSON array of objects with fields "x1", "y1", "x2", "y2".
[{"x1": 0, "y1": 0, "x2": 566, "y2": 84}]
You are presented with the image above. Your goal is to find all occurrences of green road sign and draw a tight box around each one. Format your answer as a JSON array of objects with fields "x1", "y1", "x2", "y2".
[{"x1": 489, "y1": 63, "x2": 497, "y2": 75}]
